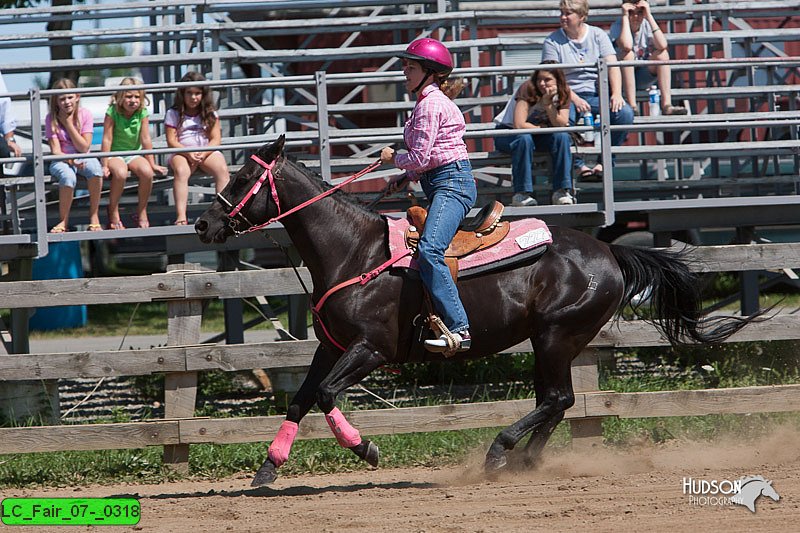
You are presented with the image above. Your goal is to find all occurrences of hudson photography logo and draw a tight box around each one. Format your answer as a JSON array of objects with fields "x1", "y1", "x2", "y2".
[{"x1": 682, "y1": 475, "x2": 780, "y2": 512}]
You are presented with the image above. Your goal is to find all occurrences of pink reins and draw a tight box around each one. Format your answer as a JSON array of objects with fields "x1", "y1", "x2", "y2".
[
  {"x1": 222, "y1": 154, "x2": 381, "y2": 235},
  {"x1": 225, "y1": 152, "x2": 407, "y2": 352}
]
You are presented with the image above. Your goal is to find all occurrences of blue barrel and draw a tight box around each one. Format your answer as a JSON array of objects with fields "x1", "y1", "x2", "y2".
[{"x1": 29, "y1": 242, "x2": 87, "y2": 330}]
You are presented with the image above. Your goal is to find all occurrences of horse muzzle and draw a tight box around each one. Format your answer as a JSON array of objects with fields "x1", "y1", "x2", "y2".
[{"x1": 194, "y1": 217, "x2": 233, "y2": 244}]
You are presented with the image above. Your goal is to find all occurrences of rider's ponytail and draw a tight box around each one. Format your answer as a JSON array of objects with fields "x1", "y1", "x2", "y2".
[{"x1": 438, "y1": 76, "x2": 466, "y2": 100}]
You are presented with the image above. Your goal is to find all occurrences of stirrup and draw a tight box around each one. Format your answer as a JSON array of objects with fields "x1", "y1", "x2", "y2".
[
  {"x1": 424, "y1": 330, "x2": 471, "y2": 356},
  {"x1": 424, "y1": 312, "x2": 471, "y2": 357}
]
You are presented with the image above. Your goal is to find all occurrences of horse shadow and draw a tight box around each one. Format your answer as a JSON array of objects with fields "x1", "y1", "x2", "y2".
[{"x1": 122, "y1": 480, "x2": 435, "y2": 500}]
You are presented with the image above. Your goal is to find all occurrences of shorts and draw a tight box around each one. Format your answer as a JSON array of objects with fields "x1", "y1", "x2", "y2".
[
  {"x1": 108, "y1": 154, "x2": 145, "y2": 165},
  {"x1": 50, "y1": 158, "x2": 103, "y2": 188},
  {"x1": 167, "y1": 149, "x2": 222, "y2": 167}
]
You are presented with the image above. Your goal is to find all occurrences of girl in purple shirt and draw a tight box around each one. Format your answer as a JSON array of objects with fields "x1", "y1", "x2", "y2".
[
  {"x1": 165, "y1": 71, "x2": 229, "y2": 225},
  {"x1": 380, "y1": 38, "x2": 477, "y2": 354}
]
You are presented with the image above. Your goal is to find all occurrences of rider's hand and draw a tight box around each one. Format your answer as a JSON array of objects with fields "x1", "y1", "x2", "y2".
[{"x1": 380, "y1": 147, "x2": 395, "y2": 165}]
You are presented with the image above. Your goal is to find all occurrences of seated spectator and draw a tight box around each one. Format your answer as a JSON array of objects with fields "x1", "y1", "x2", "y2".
[
  {"x1": 45, "y1": 78, "x2": 103, "y2": 233},
  {"x1": 0, "y1": 68, "x2": 22, "y2": 163},
  {"x1": 494, "y1": 63, "x2": 575, "y2": 206},
  {"x1": 166, "y1": 71, "x2": 229, "y2": 225},
  {"x1": 101, "y1": 77, "x2": 166, "y2": 229},
  {"x1": 542, "y1": 0, "x2": 634, "y2": 181},
  {"x1": 610, "y1": 0, "x2": 687, "y2": 115}
]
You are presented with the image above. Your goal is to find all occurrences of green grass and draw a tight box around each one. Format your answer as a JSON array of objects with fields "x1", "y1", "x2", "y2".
[{"x1": 16, "y1": 299, "x2": 298, "y2": 339}]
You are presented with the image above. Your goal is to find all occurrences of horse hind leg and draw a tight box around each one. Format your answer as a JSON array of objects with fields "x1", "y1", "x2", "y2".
[
  {"x1": 485, "y1": 335, "x2": 576, "y2": 472},
  {"x1": 522, "y1": 411, "x2": 564, "y2": 468},
  {"x1": 484, "y1": 388, "x2": 572, "y2": 472}
]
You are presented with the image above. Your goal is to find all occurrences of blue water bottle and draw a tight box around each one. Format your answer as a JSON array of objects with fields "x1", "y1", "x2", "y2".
[
  {"x1": 648, "y1": 85, "x2": 661, "y2": 116},
  {"x1": 582, "y1": 111, "x2": 594, "y2": 143}
]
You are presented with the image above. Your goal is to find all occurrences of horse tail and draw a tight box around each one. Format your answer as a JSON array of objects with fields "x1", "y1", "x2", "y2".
[{"x1": 608, "y1": 243, "x2": 762, "y2": 346}]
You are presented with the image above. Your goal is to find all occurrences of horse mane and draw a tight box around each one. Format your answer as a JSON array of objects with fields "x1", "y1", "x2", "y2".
[{"x1": 282, "y1": 154, "x2": 385, "y2": 224}]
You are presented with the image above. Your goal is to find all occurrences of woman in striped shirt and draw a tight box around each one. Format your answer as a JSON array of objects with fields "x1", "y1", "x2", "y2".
[{"x1": 380, "y1": 38, "x2": 477, "y2": 354}]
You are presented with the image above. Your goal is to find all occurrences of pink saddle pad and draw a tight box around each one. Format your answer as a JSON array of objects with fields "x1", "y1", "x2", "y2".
[{"x1": 386, "y1": 215, "x2": 552, "y2": 272}]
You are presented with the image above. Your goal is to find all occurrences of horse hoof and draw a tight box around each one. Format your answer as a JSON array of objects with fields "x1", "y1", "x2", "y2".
[
  {"x1": 484, "y1": 454, "x2": 508, "y2": 473},
  {"x1": 350, "y1": 440, "x2": 380, "y2": 468},
  {"x1": 363, "y1": 440, "x2": 380, "y2": 468},
  {"x1": 251, "y1": 458, "x2": 279, "y2": 486}
]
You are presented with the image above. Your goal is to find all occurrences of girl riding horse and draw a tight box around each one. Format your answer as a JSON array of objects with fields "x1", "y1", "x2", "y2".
[{"x1": 380, "y1": 37, "x2": 475, "y2": 354}]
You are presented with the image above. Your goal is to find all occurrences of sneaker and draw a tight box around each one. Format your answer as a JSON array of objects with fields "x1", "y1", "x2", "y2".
[
  {"x1": 511, "y1": 193, "x2": 537, "y2": 207},
  {"x1": 424, "y1": 331, "x2": 471, "y2": 353},
  {"x1": 551, "y1": 188, "x2": 576, "y2": 205}
]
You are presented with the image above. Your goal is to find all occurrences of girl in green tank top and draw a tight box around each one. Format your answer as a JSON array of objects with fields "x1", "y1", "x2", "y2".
[{"x1": 100, "y1": 77, "x2": 166, "y2": 229}]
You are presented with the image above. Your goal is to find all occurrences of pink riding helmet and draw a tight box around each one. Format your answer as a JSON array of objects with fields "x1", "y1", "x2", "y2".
[{"x1": 398, "y1": 38, "x2": 453, "y2": 75}]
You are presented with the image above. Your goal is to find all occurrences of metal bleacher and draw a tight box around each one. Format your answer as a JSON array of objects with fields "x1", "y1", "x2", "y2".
[{"x1": 1, "y1": 0, "x2": 800, "y2": 262}]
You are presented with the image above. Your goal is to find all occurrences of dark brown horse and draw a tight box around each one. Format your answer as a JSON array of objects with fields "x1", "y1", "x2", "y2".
[{"x1": 196, "y1": 136, "x2": 758, "y2": 486}]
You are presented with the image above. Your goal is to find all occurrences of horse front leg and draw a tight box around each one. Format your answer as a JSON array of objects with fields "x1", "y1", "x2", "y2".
[
  {"x1": 252, "y1": 344, "x2": 338, "y2": 487},
  {"x1": 317, "y1": 338, "x2": 387, "y2": 468}
]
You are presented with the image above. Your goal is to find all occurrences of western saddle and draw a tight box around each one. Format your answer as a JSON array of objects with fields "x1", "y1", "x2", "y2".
[{"x1": 404, "y1": 200, "x2": 509, "y2": 280}]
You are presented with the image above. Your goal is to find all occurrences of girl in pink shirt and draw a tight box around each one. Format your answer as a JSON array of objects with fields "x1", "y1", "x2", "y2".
[
  {"x1": 380, "y1": 38, "x2": 477, "y2": 354},
  {"x1": 46, "y1": 78, "x2": 104, "y2": 232}
]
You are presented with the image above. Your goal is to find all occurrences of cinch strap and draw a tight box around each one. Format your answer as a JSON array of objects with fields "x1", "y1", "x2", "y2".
[{"x1": 311, "y1": 248, "x2": 412, "y2": 352}]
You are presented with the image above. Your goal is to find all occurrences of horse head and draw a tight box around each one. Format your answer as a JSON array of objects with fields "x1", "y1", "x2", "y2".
[{"x1": 195, "y1": 135, "x2": 286, "y2": 243}]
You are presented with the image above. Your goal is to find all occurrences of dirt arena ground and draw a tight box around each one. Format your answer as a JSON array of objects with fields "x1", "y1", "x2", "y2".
[{"x1": 3, "y1": 427, "x2": 799, "y2": 532}]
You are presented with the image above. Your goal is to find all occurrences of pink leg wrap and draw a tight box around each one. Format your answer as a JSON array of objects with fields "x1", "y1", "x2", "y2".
[
  {"x1": 325, "y1": 407, "x2": 362, "y2": 448},
  {"x1": 267, "y1": 420, "x2": 299, "y2": 467}
]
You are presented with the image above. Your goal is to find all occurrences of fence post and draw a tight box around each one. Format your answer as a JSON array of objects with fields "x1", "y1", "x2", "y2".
[
  {"x1": 569, "y1": 348, "x2": 607, "y2": 449},
  {"x1": 163, "y1": 263, "x2": 202, "y2": 474},
  {"x1": 315, "y1": 71, "x2": 331, "y2": 182},
  {"x1": 29, "y1": 88, "x2": 48, "y2": 259}
]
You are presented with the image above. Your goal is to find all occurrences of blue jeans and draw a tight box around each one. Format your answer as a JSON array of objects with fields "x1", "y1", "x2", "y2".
[
  {"x1": 418, "y1": 160, "x2": 477, "y2": 334},
  {"x1": 569, "y1": 92, "x2": 634, "y2": 170},
  {"x1": 494, "y1": 126, "x2": 572, "y2": 192},
  {"x1": 50, "y1": 158, "x2": 104, "y2": 188}
]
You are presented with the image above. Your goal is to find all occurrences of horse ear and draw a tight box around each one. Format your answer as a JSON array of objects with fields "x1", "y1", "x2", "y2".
[
  {"x1": 273, "y1": 134, "x2": 285, "y2": 156},
  {"x1": 259, "y1": 135, "x2": 286, "y2": 163}
]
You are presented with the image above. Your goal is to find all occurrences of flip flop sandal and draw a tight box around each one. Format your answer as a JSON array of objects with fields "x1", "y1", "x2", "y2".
[
  {"x1": 578, "y1": 168, "x2": 600, "y2": 182},
  {"x1": 49, "y1": 223, "x2": 68, "y2": 233},
  {"x1": 87, "y1": 224, "x2": 103, "y2": 232},
  {"x1": 663, "y1": 105, "x2": 688, "y2": 115},
  {"x1": 108, "y1": 220, "x2": 126, "y2": 230},
  {"x1": 132, "y1": 214, "x2": 150, "y2": 229}
]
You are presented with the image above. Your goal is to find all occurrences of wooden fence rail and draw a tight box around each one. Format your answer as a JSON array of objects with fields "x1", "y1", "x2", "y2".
[{"x1": 1, "y1": 243, "x2": 800, "y2": 465}]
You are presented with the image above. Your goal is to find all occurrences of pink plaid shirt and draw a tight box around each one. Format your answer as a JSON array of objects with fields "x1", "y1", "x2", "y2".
[{"x1": 395, "y1": 83, "x2": 469, "y2": 178}]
